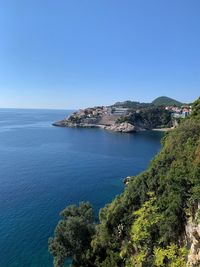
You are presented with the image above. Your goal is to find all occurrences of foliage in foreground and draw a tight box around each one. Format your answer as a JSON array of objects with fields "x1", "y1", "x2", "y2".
[
  {"x1": 48, "y1": 202, "x2": 95, "y2": 267},
  {"x1": 49, "y1": 97, "x2": 200, "y2": 266}
]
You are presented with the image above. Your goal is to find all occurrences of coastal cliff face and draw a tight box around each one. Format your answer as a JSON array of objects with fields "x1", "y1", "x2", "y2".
[{"x1": 105, "y1": 122, "x2": 137, "y2": 133}]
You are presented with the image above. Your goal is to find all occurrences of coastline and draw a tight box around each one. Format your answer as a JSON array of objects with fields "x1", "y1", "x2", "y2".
[
  {"x1": 52, "y1": 121, "x2": 137, "y2": 133},
  {"x1": 53, "y1": 120, "x2": 174, "y2": 133}
]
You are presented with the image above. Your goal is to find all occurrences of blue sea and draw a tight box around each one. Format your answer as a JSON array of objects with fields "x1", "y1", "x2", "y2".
[{"x1": 0, "y1": 109, "x2": 163, "y2": 267}]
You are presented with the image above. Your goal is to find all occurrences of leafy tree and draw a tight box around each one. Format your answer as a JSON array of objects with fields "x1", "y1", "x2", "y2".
[
  {"x1": 48, "y1": 202, "x2": 95, "y2": 267},
  {"x1": 121, "y1": 193, "x2": 163, "y2": 266},
  {"x1": 154, "y1": 244, "x2": 187, "y2": 267}
]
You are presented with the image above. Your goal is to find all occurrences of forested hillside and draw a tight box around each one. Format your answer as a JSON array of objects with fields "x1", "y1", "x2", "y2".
[
  {"x1": 152, "y1": 96, "x2": 183, "y2": 107},
  {"x1": 113, "y1": 96, "x2": 183, "y2": 108},
  {"x1": 49, "y1": 97, "x2": 200, "y2": 267},
  {"x1": 116, "y1": 107, "x2": 172, "y2": 129}
]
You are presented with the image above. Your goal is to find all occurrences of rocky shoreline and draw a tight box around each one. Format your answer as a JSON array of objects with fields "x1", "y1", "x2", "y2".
[
  {"x1": 105, "y1": 122, "x2": 138, "y2": 133},
  {"x1": 52, "y1": 119, "x2": 173, "y2": 133},
  {"x1": 53, "y1": 120, "x2": 138, "y2": 133},
  {"x1": 52, "y1": 106, "x2": 140, "y2": 133}
]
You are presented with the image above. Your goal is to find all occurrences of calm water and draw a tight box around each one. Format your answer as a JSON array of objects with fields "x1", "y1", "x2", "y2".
[{"x1": 0, "y1": 109, "x2": 163, "y2": 267}]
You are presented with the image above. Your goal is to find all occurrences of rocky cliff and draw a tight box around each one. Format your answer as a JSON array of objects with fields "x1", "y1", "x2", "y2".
[
  {"x1": 186, "y1": 208, "x2": 200, "y2": 266},
  {"x1": 105, "y1": 122, "x2": 137, "y2": 133}
]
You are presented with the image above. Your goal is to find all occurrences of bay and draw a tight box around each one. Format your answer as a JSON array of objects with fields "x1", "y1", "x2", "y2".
[{"x1": 0, "y1": 109, "x2": 163, "y2": 267}]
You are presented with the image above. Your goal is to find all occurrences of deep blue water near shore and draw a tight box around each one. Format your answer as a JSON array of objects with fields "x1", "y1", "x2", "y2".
[{"x1": 0, "y1": 109, "x2": 163, "y2": 267}]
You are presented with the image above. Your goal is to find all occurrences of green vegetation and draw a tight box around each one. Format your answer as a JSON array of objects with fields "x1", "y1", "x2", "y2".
[
  {"x1": 153, "y1": 244, "x2": 187, "y2": 267},
  {"x1": 48, "y1": 202, "x2": 95, "y2": 267},
  {"x1": 49, "y1": 97, "x2": 200, "y2": 266},
  {"x1": 113, "y1": 96, "x2": 183, "y2": 108},
  {"x1": 152, "y1": 96, "x2": 183, "y2": 107},
  {"x1": 67, "y1": 115, "x2": 82, "y2": 123},
  {"x1": 116, "y1": 107, "x2": 172, "y2": 129},
  {"x1": 113, "y1": 100, "x2": 151, "y2": 109}
]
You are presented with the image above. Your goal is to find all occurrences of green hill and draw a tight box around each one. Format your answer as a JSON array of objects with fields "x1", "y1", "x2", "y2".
[
  {"x1": 152, "y1": 96, "x2": 183, "y2": 106},
  {"x1": 112, "y1": 97, "x2": 183, "y2": 108}
]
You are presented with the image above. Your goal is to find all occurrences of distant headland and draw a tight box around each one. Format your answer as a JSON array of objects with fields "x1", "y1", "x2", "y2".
[{"x1": 53, "y1": 96, "x2": 192, "y2": 133}]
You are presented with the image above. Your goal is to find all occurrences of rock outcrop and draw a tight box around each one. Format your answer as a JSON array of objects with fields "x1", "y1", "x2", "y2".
[
  {"x1": 105, "y1": 122, "x2": 136, "y2": 133},
  {"x1": 123, "y1": 176, "x2": 132, "y2": 185},
  {"x1": 186, "y1": 213, "x2": 200, "y2": 266}
]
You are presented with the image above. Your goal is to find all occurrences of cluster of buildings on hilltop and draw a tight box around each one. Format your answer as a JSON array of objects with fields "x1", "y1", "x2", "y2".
[
  {"x1": 109, "y1": 107, "x2": 129, "y2": 115},
  {"x1": 74, "y1": 105, "x2": 192, "y2": 121},
  {"x1": 77, "y1": 107, "x2": 108, "y2": 118},
  {"x1": 76, "y1": 106, "x2": 129, "y2": 118},
  {"x1": 165, "y1": 105, "x2": 192, "y2": 119}
]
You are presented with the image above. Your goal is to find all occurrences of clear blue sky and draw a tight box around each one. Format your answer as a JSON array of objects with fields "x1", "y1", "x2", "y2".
[{"x1": 0, "y1": 0, "x2": 199, "y2": 109}]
